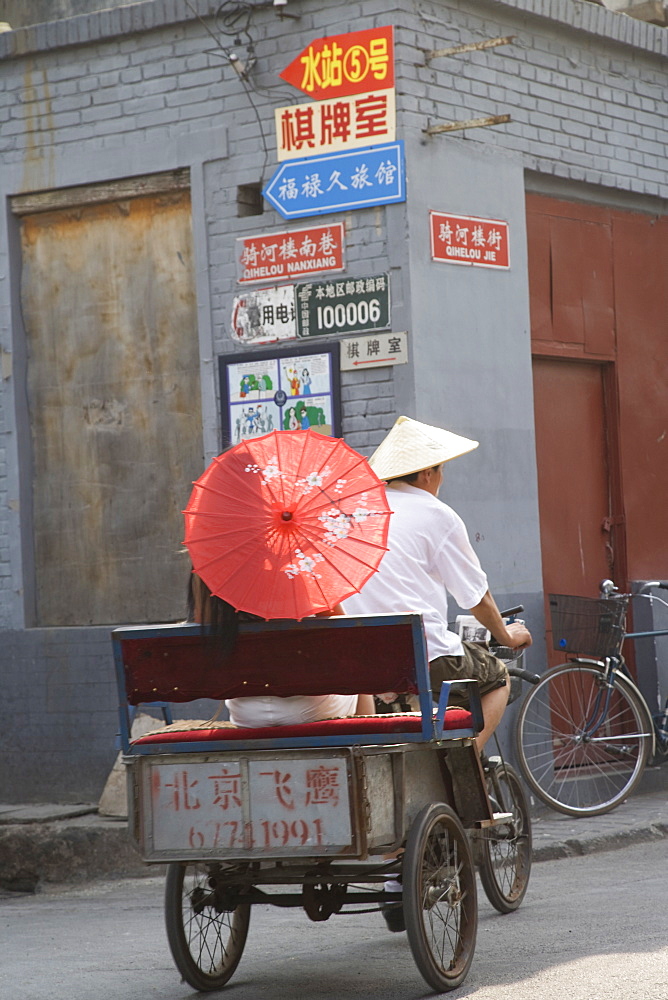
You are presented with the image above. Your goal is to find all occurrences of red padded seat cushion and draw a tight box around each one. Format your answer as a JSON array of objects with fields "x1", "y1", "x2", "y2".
[{"x1": 131, "y1": 708, "x2": 474, "y2": 745}]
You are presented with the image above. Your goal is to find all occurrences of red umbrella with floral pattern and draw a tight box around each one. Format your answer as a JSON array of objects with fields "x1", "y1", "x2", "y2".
[{"x1": 183, "y1": 429, "x2": 391, "y2": 620}]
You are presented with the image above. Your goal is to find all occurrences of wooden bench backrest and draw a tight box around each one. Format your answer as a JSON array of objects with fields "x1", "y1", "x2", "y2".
[{"x1": 113, "y1": 614, "x2": 429, "y2": 706}]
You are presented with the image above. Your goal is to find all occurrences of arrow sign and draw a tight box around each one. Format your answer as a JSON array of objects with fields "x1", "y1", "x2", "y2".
[
  {"x1": 340, "y1": 331, "x2": 408, "y2": 371},
  {"x1": 262, "y1": 142, "x2": 405, "y2": 221},
  {"x1": 280, "y1": 26, "x2": 394, "y2": 100}
]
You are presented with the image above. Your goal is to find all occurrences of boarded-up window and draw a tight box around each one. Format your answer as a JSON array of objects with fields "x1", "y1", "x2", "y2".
[{"x1": 16, "y1": 179, "x2": 203, "y2": 626}]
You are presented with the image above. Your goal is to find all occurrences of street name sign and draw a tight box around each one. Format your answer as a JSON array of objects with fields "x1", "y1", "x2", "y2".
[
  {"x1": 263, "y1": 142, "x2": 405, "y2": 220},
  {"x1": 236, "y1": 223, "x2": 345, "y2": 284},
  {"x1": 430, "y1": 210, "x2": 510, "y2": 269}
]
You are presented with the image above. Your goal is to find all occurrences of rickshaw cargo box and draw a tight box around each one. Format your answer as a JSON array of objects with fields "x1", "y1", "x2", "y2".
[{"x1": 125, "y1": 745, "x2": 449, "y2": 863}]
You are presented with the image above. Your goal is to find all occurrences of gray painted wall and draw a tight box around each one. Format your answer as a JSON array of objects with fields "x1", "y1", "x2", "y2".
[
  {"x1": 0, "y1": 0, "x2": 666, "y2": 800},
  {"x1": 0, "y1": 0, "x2": 134, "y2": 29}
]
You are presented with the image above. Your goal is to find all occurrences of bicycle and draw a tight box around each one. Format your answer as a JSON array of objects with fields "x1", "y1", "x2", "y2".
[
  {"x1": 376, "y1": 609, "x2": 535, "y2": 916},
  {"x1": 515, "y1": 580, "x2": 668, "y2": 817},
  {"x1": 455, "y1": 608, "x2": 536, "y2": 913}
]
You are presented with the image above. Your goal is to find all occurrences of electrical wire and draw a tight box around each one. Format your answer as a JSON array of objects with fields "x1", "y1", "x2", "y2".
[{"x1": 183, "y1": 0, "x2": 301, "y2": 184}]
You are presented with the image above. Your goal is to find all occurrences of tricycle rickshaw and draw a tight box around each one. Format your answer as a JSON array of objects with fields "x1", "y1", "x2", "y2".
[{"x1": 113, "y1": 612, "x2": 531, "y2": 994}]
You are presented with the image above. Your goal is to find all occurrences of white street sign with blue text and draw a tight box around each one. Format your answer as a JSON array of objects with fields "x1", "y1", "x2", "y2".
[{"x1": 263, "y1": 142, "x2": 405, "y2": 220}]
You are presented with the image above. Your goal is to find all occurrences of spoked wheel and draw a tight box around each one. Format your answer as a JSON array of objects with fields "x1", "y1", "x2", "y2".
[
  {"x1": 403, "y1": 802, "x2": 478, "y2": 993},
  {"x1": 516, "y1": 662, "x2": 653, "y2": 816},
  {"x1": 477, "y1": 762, "x2": 532, "y2": 913},
  {"x1": 165, "y1": 862, "x2": 251, "y2": 992}
]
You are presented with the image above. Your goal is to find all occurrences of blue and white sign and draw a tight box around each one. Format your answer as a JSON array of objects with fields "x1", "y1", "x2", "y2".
[{"x1": 263, "y1": 142, "x2": 405, "y2": 220}]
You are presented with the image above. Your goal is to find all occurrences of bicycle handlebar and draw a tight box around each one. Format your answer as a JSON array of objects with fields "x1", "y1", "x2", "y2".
[
  {"x1": 507, "y1": 664, "x2": 541, "y2": 685},
  {"x1": 638, "y1": 580, "x2": 668, "y2": 594},
  {"x1": 601, "y1": 578, "x2": 668, "y2": 597}
]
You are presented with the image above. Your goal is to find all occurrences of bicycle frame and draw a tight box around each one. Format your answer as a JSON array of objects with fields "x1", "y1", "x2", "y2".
[
  {"x1": 599, "y1": 580, "x2": 668, "y2": 754},
  {"x1": 563, "y1": 655, "x2": 656, "y2": 757},
  {"x1": 515, "y1": 583, "x2": 667, "y2": 817}
]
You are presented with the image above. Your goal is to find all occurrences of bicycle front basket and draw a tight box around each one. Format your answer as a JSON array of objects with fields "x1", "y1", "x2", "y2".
[{"x1": 548, "y1": 594, "x2": 628, "y2": 658}]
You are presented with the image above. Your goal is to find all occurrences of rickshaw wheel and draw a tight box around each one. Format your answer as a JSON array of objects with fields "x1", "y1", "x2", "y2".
[
  {"x1": 477, "y1": 762, "x2": 532, "y2": 913},
  {"x1": 165, "y1": 862, "x2": 251, "y2": 992},
  {"x1": 403, "y1": 802, "x2": 478, "y2": 992}
]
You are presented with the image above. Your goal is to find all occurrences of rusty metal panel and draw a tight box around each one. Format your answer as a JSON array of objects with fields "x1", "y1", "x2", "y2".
[
  {"x1": 532, "y1": 359, "x2": 616, "y2": 665},
  {"x1": 20, "y1": 190, "x2": 203, "y2": 626},
  {"x1": 528, "y1": 194, "x2": 668, "y2": 587},
  {"x1": 579, "y1": 220, "x2": 615, "y2": 355},
  {"x1": 527, "y1": 195, "x2": 615, "y2": 357},
  {"x1": 549, "y1": 216, "x2": 586, "y2": 346},
  {"x1": 526, "y1": 208, "x2": 552, "y2": 343},
  {"x1": 613, "y1": 210, "x2": 668, "y2": 580}
]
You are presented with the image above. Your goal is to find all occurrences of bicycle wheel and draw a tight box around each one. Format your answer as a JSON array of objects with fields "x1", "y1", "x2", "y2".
[
  {"x1": 477, "y1": 763, "x2": 532, "y2": 913},
  {"x1": 403, "y1": 802, "x2": 477, "y2": 992},
  {"x1": 165, "y1": 862, "x2": 251, "y2": 991},
  {"x1": 516, "y1": 662, "x2": 653, "y2": 817}
]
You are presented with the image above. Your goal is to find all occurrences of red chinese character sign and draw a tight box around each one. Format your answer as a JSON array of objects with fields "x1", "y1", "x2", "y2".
[
  {"x1": 237, "y1": 223, "x2": 344, "y2": 284},
  {"x1": 275, "y1": 90, "x2": 396, "y2": 160},
  {"x1": 280, "y1": 26, "x2": 394, "y2": 100},
  {"x1": 430, "y1": 211, "x2": 510, "y2": 269},
  {"x1": 148, "y1": 756, "x2": 353, "y2": 854}
]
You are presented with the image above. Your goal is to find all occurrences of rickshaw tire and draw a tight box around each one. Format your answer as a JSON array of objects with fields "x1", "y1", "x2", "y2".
[
  {"x1": 403, "y1": 802, "x2": 478, "y2": 993},
  {"x1": 165, "y1": 862, "x2": 251, "y2": 992},
  {"x1": 477, "y1": 762, "x2": 532, "y2": 913}
]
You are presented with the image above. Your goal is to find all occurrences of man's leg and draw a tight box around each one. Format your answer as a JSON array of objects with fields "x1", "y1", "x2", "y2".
[
  {"x1": 430, "y1": 647, "x2": 510, "y2": 751},
  {"x1": 477, "y1": 682, "x2": 509, "y2": 751}
]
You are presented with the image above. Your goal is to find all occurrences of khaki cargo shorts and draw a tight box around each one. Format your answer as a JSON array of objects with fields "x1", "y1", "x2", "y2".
[{"x1": 429, "y1": 641, "x2": 509, "y2": 707}]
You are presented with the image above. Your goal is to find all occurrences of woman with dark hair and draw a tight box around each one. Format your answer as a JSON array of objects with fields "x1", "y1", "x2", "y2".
[{"x1": 186, "y1": 571, "x2": 375, "y2": 727}]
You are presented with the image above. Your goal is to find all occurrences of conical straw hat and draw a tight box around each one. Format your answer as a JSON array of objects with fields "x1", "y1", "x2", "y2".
[{"x1": 369, "y1": 416, "x2": 479, "y2": 481}]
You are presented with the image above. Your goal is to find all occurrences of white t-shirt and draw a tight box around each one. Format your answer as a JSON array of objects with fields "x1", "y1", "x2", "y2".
[
  {"x1": 342, "y1": 482, "x2": 488, "y2": 659},
  {"x1": 225, "y1": 694, "x2": 358, "y2": 728}
]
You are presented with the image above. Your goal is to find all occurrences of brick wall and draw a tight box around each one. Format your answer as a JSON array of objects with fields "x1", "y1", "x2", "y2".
[
  {"x1": 1, "y1": 1, "x2": 666, "y2": 185},
  {"x1": 396, "y1": 0, "x2": 668, "y2": 198}
]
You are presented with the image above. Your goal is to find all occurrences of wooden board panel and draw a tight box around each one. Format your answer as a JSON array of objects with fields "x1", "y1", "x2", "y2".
[
  {"x1": 532, "y1": 358, "x2": 616, "y2": 666},
  {"x1": 526, "y1": 194, "x2": 615, "y2": 357},
  {"x1": 20, "y1": 189, "x2": 202, "y2": 625}
]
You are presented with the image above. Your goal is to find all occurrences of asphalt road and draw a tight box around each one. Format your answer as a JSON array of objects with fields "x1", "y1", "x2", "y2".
[{"x1": 0, "y1": 840, "x2": 665, "y2": 1000}]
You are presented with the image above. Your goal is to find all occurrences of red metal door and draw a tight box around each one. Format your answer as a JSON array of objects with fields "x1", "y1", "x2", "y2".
[{"x1": 532, "y1": 358, "x2": 622, "y2": 666}]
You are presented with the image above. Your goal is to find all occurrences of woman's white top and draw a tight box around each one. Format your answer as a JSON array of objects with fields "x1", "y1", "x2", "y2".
[{"x1": 225, "y1": 693, "x2": 358, "y2": 728}]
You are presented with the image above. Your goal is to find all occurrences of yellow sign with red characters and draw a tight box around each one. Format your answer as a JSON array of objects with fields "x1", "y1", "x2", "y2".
[
  {"x1": 280, "y1": 26, "x2": 394, "y2": 101},
  {"x1": 275, "y1": 89, "x2": 396, "y2": 161}
]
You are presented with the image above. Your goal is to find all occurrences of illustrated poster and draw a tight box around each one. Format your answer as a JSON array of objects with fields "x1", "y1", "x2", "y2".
[{"x1": 222, "y1": 347, "x2": 339, "y2": 445}]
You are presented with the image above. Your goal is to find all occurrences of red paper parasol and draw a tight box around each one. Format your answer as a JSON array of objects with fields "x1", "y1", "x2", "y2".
[{"x1": 183, "y1": 429, "x2": 391, "y2": 620}]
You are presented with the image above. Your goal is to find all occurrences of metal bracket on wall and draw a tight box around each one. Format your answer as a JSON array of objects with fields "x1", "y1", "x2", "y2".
[
  {"x1": 422, "y1": 35, "x2": 515, "y2": 63},
  {"x1": 423, "y1": 114, "x2": 511, "y2": 136},
  {"x1": 420, "y1": 34, "x2": 514, "y2": 137}
]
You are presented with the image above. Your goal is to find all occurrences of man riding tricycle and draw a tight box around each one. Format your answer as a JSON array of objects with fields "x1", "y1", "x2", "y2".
[{"x1": 113, "y1": 419, "x2": 532, "y2": 993}]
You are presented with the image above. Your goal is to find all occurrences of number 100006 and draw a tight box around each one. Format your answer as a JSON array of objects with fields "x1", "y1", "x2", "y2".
[{"x1": 316, "y1": 299, "x2": 381, "y2": 330}]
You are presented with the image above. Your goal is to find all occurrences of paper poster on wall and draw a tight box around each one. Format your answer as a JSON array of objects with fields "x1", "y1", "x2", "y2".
[
  {"x1": 220, "y1": 343, "x2": 341, "y2": 447},
  {"x1": 231, "y1": 285, "x2": 296, "y2": 344}
]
